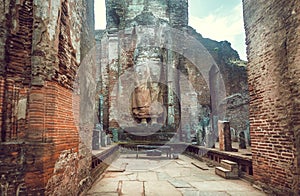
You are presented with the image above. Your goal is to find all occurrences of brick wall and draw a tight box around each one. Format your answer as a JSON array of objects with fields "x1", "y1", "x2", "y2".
[
  {"x1": 244, "y1": 0, "x2": 300, "y2": 194},
  {"x1": 0, "y1": 78, "x2": 4, "y2": 141},
  {"x1": 0, "y1": 0, "x2": 95, "y2": 195},
  {"x1": 0, "y1": 82, "x2": 81, "y2": 194}
]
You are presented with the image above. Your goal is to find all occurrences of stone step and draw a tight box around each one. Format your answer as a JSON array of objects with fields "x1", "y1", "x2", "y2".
[
  {"x1": 215, "y1": 166, "x2": 239, "y2": 179},
  {"x1": 215, "y1": 167, "x2": 230, "y2": 179},
  {"x1": 221, "y1": 160, "x2": 238, "y2": 171}
]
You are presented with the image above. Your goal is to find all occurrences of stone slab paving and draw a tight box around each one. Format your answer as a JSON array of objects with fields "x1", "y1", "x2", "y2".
[
  {"x1": 137, "y1": 172, "x2": 158, "y2": 181},
  {"x1": 168, "y1": 179, "x2": 192, "y2": 188},
  {"x1": 121, "y1": 181, "x2": 144, "y2": 196},
  {"x1": 145, "y1": 181, "x2": 182, "y2": 196},
  {"x1": 86, "y1": 154, "x2": 266, "y2": 196}
]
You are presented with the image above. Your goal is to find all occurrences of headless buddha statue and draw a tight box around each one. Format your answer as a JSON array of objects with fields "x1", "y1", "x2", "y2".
[{"x1": 131, "y1": 61, "x2": 163, "y2": 125}]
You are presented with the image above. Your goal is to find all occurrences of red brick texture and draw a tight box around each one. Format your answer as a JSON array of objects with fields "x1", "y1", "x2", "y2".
[
  {"x1": 0, "y1": 0, "x2": 95, "y2": 195},
  {"x1": 0, "y1": 81, "x2": 81, "y2": 195},
  {"x1": 244, "y1": 0, "x2": 300, "y2": 194},
  {"x1": 0, "y1": 78, "x2": 4, "y2": 141}
]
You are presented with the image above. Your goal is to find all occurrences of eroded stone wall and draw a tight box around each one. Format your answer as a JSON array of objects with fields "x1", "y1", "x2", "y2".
[
  {"x1": 100, "y1": 0, "x2": 249, "y2": 143},
  {"x1": 0, "y1": 0, "x2": 95, "y2": 194},
  {"x1": 186, "y1": 27, "x2": 249, "y2": 138},
  {"x1": 244, "y1": 0, "x2": 300, "y2": 194}
]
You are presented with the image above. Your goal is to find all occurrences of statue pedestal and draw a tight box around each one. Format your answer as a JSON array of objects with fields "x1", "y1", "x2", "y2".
[{"x1": 141, "y1": 119, "x2": 147, "y2": 125}]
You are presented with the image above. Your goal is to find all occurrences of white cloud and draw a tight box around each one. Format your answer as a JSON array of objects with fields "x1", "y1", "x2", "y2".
[
  {"x1": 94, "y1": 0, "x2": 106, "y2": 29},
  {"x1": 189, "y1": 4, "x2": 247, "y2": 60}
]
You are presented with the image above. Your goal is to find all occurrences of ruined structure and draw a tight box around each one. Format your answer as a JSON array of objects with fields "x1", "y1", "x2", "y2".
[
  {"x1": 0, "y1": 0, "x2": 298, "y2": 195},
  {"x1": 0, "y1": 0, "x2": 96, "y2": 194},
  {"x1": 244, "y1": 0, "x2": 300, "y2": 194},
  {"x1": 96, "y1": 0, "x2": 249, "y2": 143}
]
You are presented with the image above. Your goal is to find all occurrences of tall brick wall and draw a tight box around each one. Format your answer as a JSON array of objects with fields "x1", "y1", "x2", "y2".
[
  {"x1": 0, "y1": 0, "x2": 95, "y2": 194},
  {"x1": 243, "y1": 0, "x2": 300, "y2": 194}
]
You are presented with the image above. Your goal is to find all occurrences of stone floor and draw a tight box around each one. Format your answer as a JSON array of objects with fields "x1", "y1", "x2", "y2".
[{"x1": 86, "y1": 153, "x2": 265, "y2": 196}]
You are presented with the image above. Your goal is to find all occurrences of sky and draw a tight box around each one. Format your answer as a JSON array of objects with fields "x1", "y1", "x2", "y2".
[{"x1": 94, "y1": 0, "x2": 247, "y2": 60}]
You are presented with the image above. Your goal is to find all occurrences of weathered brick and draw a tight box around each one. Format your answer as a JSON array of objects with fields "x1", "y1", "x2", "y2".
[
  {"x1": 244, "y1": 0, "x2": 300, "y2": 194},
  {"x1": 0, "y1": 0, "x2": 95, "y2": 195}
]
